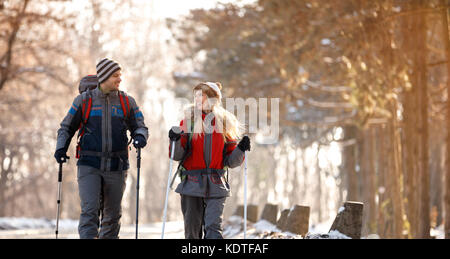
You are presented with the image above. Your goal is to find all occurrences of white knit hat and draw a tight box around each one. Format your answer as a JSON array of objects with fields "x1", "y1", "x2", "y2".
[{"x1": 204, "y1": 82, "x2": 222, "y2": 99}]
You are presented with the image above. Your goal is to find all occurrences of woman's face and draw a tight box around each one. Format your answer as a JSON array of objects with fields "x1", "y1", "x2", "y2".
[{"x1": 194, "y1": 90, "x2": 209, "y2": 111}]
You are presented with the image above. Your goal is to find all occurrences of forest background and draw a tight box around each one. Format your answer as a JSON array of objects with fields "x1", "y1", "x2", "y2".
[{"x1": 1, "y1": 0, "x2": 449, "y2": 239}]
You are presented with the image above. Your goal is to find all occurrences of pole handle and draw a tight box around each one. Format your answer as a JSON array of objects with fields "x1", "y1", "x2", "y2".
[{"x1": 58, "y1": 163, "x2": 63, "y2": 182}]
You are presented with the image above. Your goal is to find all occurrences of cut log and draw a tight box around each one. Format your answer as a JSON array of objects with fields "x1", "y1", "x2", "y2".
[
  {"x1": 247, "y1": 205, "x2": 259, "y2": 222},
  {"x1": 260, "y1": 203, "x2": 279, "y2": 224},
  {"x1": 276, "y1": 209, "x2": 290, "y2": 231},
  {"x1": 329, "y1": 201, "x2": 364, "y2": 239},
  {"x1": 285, "y1": 205, "x2": 310, "y2": 237},
  {"x1": 233, "y1": 205, "x2": 244, "y2": 217},
  {"x1": 233, "y1": 204, "x2": 259, "y2": 222}
]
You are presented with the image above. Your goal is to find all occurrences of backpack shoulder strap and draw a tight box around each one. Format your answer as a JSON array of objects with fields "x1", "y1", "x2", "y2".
[
  {"x1": 76, "y1": 90, "x2": 92, "y2": 159},
  {"x1": 177, "y1": 120, "x2": 194, "y2": 169},
  {"x1": 118, "y1": 91, "x2": 131, "y2": 119},
  {"x1": 222, "y1": 138, "x2": 231, "y2": 171},
  {"x1": 79, "y1": 90, "x2": 92, "y2": 132}
]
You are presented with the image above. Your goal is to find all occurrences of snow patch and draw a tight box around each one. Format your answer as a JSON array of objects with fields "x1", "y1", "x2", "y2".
[
  {"x1": 252, "y1": 220, "x2": 284, "y2": 235},
  {"x1": 430, "y1": 225, "x2": 445, "y2": 239},
  {"x1": 305, "y1": 230, "x2": 351, "y2": 239},
  {"x1": 0, "y1": 217, "x2": 78, "y2": 230},
  {"x1": 328, "y1": 230, "x2": 351, "y2": 239},
  {"x1": 321, "y1": 38, "x2": 331, "y2": 45}
]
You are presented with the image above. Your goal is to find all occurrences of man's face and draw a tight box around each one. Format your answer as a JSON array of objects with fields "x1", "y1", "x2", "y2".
[{"x1": 102, "y1": 70, "x2": 122, "y2": 91}]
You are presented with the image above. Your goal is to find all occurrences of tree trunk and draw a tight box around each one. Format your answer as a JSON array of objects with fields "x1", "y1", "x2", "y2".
[
  {"x1": 343, "y1": 125, "x2": 358, "y2": 201},
  {"x1": 377, "y1": 125, "x2": 389, "y2": 238},
  {"x1": 368, "y1": 127, "x2": 377, "y2": 234},
  {"x1": 441, "y1": 0, "x2": 450, "y2": 239},
  {"x1": 0, "y1": 0, "x2": 30, "y2": 91},
  {"x1": 417, "y1": 0, "x2": 430, "y2": 238},
  {"x1": 403, "y1": 78, "x2": 419, "y2": 237},
  {"x1": 356, "y1": 128, "x2": 368, "y2": 235},
  {"x1": 390, "y1": 100, "x2": 405, "y2": 238},
  {"x1": 316, "y1": 144, "x2": 322, "y2": 223}
]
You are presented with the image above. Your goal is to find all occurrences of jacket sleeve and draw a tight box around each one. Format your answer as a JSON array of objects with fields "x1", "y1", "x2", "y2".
[
  {"x1": 56, "y1": 95, "x2": 83, "y2": 151},
  {"x1": 126, "y1": 96, "x2": 149, "y2": 140},
  {"x1": 169, "y1": 120, "x2": 187, "y2": 161},
  {"x1": 223, "y1": 138, "x2": 245, "y2": 169}
]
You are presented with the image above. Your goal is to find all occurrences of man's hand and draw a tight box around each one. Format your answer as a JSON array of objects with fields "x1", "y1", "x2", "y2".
[
  {"x1": 133, "y1": 135, "x2": 147, "y2": 148},
  {"x1": 54, "y1": 148, "x2": 70, "y2": 164}
]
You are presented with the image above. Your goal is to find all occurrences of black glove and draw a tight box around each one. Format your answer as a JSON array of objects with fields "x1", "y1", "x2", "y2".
[
  {"x1": 238, "y1": 136, "x2": 251, "y2": 152},
  {"x1": 54, "y1": 148, "x2": 70, "y2": 164},
  {"x1": 169, "y1": 127, "x2": 183, "y2": 141},
  {"x1": 133, "y1": 135, "x2": 147, "y2": 148}
]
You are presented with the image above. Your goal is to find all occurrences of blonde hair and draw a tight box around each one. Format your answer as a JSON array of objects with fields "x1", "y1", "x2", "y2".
[{"x1": 185, "y1": 82, "x2": 243, "y2": 141}]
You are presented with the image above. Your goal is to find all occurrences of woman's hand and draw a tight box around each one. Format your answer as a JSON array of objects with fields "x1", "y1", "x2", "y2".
[
  {"x1": 169, "y1": 126, "x2": 183, "y2": 141},
  {"x1": 238, "y1": 136, "x2": 251, "y2": 152}
]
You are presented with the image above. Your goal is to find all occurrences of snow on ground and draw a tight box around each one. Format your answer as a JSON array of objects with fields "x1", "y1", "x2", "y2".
[
  {"x1": 0, "y1": 217, "x2": 185, "y2": 239},
  {"x1": 223, "y1": 216, "x2": 301, "y2": 239},
  {"x1": 0, "y1": 217, "x2": 78, "y2": 230},
  {"x1": 0, "y1": 217, "x2": 445, "y2": 239},
  {"x1": 430, "y1": 224, "x2": 445, "y2": 239},
  {"x1": 222, "y1": 216, "x2": 350, "y2": 239}
]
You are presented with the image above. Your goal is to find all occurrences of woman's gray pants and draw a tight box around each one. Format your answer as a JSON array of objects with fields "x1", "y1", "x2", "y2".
[
  {"x1": 180, "y1": 194, "x2": 226, "y2": 239},
  {"x1": 77, "y1": 165, "x2": 127, "y2": 239}
]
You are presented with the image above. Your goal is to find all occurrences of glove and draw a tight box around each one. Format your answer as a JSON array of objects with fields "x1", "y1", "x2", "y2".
[
  {"x1": 237, "y1": 136, "x2": 251, "y2": 152},
  {"x1": 133, "y1": 135, "x2": 147, "y2": 148},
  {"x1": 54, "y1": 148, "x2": 70, "y2": 164},
  {"x1": 169, "y1": 126, "x2": 183, "y2": 141}
]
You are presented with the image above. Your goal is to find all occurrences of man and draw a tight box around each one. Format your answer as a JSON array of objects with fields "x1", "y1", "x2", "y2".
[{"x1": 54, "y1": 58, "x2": 148, "y2": 239}]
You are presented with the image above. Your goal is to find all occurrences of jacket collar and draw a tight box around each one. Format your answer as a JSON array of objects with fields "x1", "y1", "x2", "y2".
[{"x1": 93, "y1": 87, "x2": 119, "y2": 98}]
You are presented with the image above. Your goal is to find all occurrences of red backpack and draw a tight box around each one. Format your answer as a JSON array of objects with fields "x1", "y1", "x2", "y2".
[{"x1": 75, "y1": 75, "x2": 131, "y2": 158}]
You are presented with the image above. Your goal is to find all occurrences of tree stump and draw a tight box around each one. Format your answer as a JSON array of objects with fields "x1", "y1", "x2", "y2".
[
  {"x1": 260, "y1": 203, "x2": 279, "y2": 225},
  {"x1": 285, "y1": 205, "x2": 310, "y2": 237},
  {"x1": 276, "y1": 209, "x2": 290, "y2": 231},
  {"x1": 233, "y1": 204, "x2": 259, "y2": 222},
  {"x1": 329, "y1": 201, "x2": 364, "y2": 239}
]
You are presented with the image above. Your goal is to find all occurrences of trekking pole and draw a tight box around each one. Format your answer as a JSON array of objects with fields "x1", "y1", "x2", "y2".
[
  {"x1": 55, "y1": 154, "x2": 69, "y2": 239},
  {"x1": 243, "y1": 149, "x2": 248, "y2": 239},
  {"x1": 55, "y1": 162, "x2": 63, "y2": 239},
  {"x1": 135, "y1": 147, "x2": 141, "y2": 239},
  {"x1": 161, "y1": 140, "x2": 176, "y2": 239}
]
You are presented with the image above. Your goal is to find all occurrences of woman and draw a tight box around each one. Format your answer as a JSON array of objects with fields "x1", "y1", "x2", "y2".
[{"x1": 168, "y1": 82, "x2": 250, "y2": 239}]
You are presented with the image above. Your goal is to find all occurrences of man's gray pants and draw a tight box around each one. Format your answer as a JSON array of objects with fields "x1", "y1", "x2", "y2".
[
  {"x1": 77, "y1": 165, "x2": 127, "y2": 239},
  {"x1": 180, "y1": 195, "x2": 226, "y2": 239}
]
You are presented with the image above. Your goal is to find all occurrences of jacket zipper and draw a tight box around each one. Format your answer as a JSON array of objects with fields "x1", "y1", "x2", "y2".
[
  {"x1": 107, "y1": 95, "x2": 111, "y2": 171},
  {"x1": 104, "y1": 95, "x2": 110, "y2": 171},
  {"x1": 204, "y1": 133, "x2": 213, "y2": 197}
]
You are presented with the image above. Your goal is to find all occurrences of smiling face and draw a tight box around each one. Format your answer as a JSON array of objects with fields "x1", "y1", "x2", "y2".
[
  {"x1": 194, "y1": 90, "x2": 209, "y2": 111},
  {"x1": 193, "y1": 83, "x2": 221, "y2": 112},
  {"x1": 101, "y1": 70, "x2": 122, "y2": 92}
]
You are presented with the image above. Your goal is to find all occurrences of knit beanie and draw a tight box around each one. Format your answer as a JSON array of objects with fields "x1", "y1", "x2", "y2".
[
  {"x1": 203, "y1": 82, "x2": 222, "y2": 99},
  {"x1": 96, "y1": 58, "x2": 121, "y2": 84}
]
